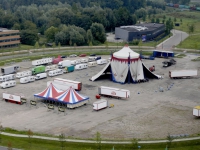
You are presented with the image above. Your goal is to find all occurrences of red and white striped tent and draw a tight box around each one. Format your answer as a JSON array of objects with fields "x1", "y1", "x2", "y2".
[
  {"x1": 56, "y1": 87, "x2": 89, "y2": 104},
  {"x1": 34, "y1": 83, "x2": 63, "y2": 99}
]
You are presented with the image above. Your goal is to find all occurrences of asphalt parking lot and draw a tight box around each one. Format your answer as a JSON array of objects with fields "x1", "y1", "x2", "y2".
[{"x1": 0, "y1": 54, "x2": 200, "y2": 140}]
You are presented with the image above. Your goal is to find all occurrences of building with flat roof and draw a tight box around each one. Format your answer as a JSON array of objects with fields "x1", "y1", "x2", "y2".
[
  {"x1": 0, "y1": 28, "x2": 20, "y2": 49},
  {"x1": 115, "y1": 23, "x2": 165, "y2": 42}
]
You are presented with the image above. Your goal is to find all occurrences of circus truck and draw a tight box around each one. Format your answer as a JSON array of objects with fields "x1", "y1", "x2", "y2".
[
  {"x1": 2, "y1": 93, "x2": 27, "y2": 104},
  {"x1": 53, "y1": 78, "x2": 82, "y2": 91},
  {"x1": 98, "y1": 86, "x2": 130, "y2": 99}
]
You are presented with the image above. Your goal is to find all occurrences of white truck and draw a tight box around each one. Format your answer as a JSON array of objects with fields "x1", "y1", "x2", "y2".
[
  {"x1": 0, "y1": 74, "x2": 15, "y2": 82},
  {"x1": 193, "y1": 106, "x2": 200, "y2": 117},
  {"x1": 53, "y1": 78, "x2": 82, "y2": 91},
  {"x1": 97, "y1": 59, "x2": 107, "y2": 65},
  {"x1": 45, "y1": 65, "x2": 57, "y2": 71},
  {"x1": 0, "y1": 80, "x2": 16, "y2": 89},
  {"x1": 47, "y1": 81, "x2": 69, "y2": 91},
  {"x1": 169, "y1": 70, "x2": 198, "y2": 79},
  {"x1": 98, "y1": 86, "x2": 130, "y2": 99},
  {"x1": 48, "y1": 69, "x2": 63, "y2": 77},
  {"x1": 93, "y1": 99, "x2": 108, "y2": 111},
  {"x1": 16, "y1": 70, "x2": 32, "y2": 78},
  {"x1": 1, "y1": 65, "x2": 20, "y2": 75},
  {"x1": 58, "y1": 60, "x2": 71, "y2": 69},
  {"x1": 3, "y1": 93, "x2": 27, "y2": 105},
  {"x1": 35, "y1": 73, "x2": 47, "y2": 80},
  {"x1": 32, "y1": 58, "x2": 53, "y2": 66},
  {"x1": 75, "y1": 63, "x2": 88, "y2": 70},
  {"x1": 20, "y1": 76, "x2": 35, "y2": 84}
]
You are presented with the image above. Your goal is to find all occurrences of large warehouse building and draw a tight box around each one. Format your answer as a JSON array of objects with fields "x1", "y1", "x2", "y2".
[
  {"x1": 115, "y1": 23, "x2": 165, "y2": 42},
  {"x1": 0, "y1": 28, "x2": 20, "y2": 49}
]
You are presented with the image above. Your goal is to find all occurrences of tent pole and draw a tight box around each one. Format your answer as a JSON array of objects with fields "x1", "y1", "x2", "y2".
[{"x1": 128, "y1": 52, "x2": 130, "y2": 84}]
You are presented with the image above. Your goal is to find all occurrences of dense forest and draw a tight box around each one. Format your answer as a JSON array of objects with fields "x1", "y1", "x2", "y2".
[{"x1": 0, "y1": 0, "x2": 175, "y2": 46}]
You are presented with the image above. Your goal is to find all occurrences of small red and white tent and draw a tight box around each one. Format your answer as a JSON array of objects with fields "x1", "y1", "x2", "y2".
[{"x1": 34, "y1": 83, "x2": 63, "y2": 99}]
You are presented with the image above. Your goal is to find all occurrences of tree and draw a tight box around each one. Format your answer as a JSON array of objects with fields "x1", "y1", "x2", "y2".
[
  {"x1": 188, "y1": 24, "x2": 195, "y2": 34},
  {"x1": 27, "y1": 129, "x2": 33, "y2": 149},
  {"x1": 34, "y1": 42, "x2": 39, "y2": 49},
  {"x1": 130, "y1": 138, "x2": 138, "y2": 150},
  {"x1": 95, "y1": 132, "x2": 102, "y2": 150},
  {"x1": 7, "y1": 141, "x2": 12, "y2": 150},
  {"x1": 87, "y1": 29, "x2": 93, "y2": 44},
  {"x1": 156, "y1": 18, "x2": 160, "y2": 23},
  {"x1": 44, "y1": 26, "x2": 59, "y2": 42},
  {"x1": 90, "y1": 23, "x2": 106, "y2": 44},
  {"x1": 20, "y1": 30, "x2": 39, "y2": 46},
  {"x1": 151, "y1": 18, "x2": 155, "y2": 23},
  {"x1": 59, "y1": 133, "x2": 66, "y2": 150},
  {"x1": 166, "y1": 133, "x2": 174, "y2": 149}
]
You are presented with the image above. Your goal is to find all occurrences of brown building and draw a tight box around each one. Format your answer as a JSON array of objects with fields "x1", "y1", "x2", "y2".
[{"x1": 0, "y1": 28, "x2": 20, "y2": 49}]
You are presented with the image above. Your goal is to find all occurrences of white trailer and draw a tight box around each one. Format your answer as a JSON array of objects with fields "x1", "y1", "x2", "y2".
[
  {"x1": 169, "y1": 70, "x2": 198, "y2": 79},
  {"x1": 48, "y1": 69, "x2": 63, "y2": 77},
  {"x1": 71, "y1": 60, "x2": 77, "y2": 66},
  {"x1": 3, "y1": 93, "x2": 26, "y2": 104},
  {"x1": 53, "y1": 78, "x2": 82, "y2": 91},
  {"x1": 32, "y1": 58, "x2": 53, "y2": 66},
  {"x1": 0, "y1": 74, "x2": 15, "y2": 82},
  {"x1": 35, "y1": 73, "x2": 47, "y2": 80},
  {"x1": 88, "y1": 61, "x2": 97, "y2": 67},
  {"x1": 76, "y1": 59, "x2": 81, "y2": 64},
  {"x1": 75, "y1": 63, "x2": 88, "y2": 70},
  {"x1": 58, "y1": 60, "x2": 71, "y2": 69},
  {"x1": 47, "y1": 81, "x2": 69, "y2": 91},
  {"x1": 193, "y1": 106, "x2": 200, "y2": 117},
  {"x1": 45, "y1": 65, "x2": 57, "y2": 71},
  {"x1": 1, "y1": 65, "x2": 20, "y2": 75},
  {"x1": 98, "y1": 86, "x2": 130, "y2": 99},
  {"x1": 20, "y1": 76, "x2": 35, "y2": 84},
  {"x1": 16, "y1": 70, "x2": 32, "y2": 78},
  {"x1": 0, "y1": 80, "x2": 16, "y2": 89},
  {"x1": 97, "y1": 59, "x2": 107, "y2": 65},
  {"x1": 81, "y1": 59, "x2": 88, "y2": 63},
  {"x1": 93, "y1": 99, "x2": 108, "y2": 111}
]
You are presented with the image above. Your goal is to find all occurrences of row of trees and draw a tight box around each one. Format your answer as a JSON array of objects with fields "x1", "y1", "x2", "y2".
[{"x1": 164, "y1": 0, "x2": 190, "y2": 5}]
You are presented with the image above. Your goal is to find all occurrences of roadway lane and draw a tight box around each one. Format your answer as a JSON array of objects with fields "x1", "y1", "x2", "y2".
[{"x1": 157, "y1": 29, "x2": 189, "y2": 50}]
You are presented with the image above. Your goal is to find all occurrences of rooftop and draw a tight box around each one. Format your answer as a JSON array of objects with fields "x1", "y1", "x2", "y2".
[{"x1": 119, "y1": 23, "x2": 164, "y2": 32}]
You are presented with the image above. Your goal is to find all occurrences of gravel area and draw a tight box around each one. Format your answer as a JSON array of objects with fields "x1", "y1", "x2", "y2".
[{"x1": 0, "y1": 54, "x2": 200, "y2": 140}]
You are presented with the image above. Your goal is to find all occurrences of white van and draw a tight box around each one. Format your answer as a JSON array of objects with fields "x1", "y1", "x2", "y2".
[
  {"x1": 0, "y1": 80, "x2": 16, "y2": 89},
  {"x1": 48, "y1": 69, "x2": 63, "y2": 77},
  {"x1": 88, "y1": 61, "x2": 97, "y2": 67},
  {"x1": 97, "y1": 59, "x2": 107, "y2": 65},
  {"x1": 20, "y1": 76, "x2": 35, "y2": 84},
  {"x1": 16, "y1": 70, "x2": 32, "y2": 78},
  {"x1": 0, "y1": 74, "x2": 15, "y2": 82},
  {"x1": 75, "y1": 64, "x2": 88, "y2": 70},
  {"x1": 35, "y1": 73, "x2": 47, "y2": 80}
]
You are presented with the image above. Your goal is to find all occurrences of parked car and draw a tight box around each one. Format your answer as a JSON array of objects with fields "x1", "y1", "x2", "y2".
[
  {"x1": 79, "y1": 54, "x2": 87, "y2": 57},
  {"x1": 90, "y1": 54, "x2": 96, "y2": 56},
  {"x1": 61, "y1": 55, "x2": 67, "y2": 58},
  {"x1": 69, "y1": 54, "x2": 77, "y2": 57}
]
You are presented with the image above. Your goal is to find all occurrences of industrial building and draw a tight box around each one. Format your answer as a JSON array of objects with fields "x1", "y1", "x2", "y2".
[
  {"x1": 0, "y1": 28, "x2": 20, "y2": 49},
  {"x1": 115, "y1": 23, "x2": 165, "y2": 42}
]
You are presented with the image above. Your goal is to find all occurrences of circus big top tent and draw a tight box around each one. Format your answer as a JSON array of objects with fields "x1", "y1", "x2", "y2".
[
  {"x1": 34, "y1": 83, "x2": 89, "y2": 108},
  {"x1": 90, "y1": 45, "x2": 161, "y2": 83}
]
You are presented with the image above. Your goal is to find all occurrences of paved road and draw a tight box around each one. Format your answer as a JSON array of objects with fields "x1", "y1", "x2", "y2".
[
  {"x1": 1, "y1": 132, "x2": 200, "y2": 144},
  {"x1": 157, "y1": 29, "x2": 189, "y2": 50},
  {"x1": 0, "y1": 146, "x2": 21, "y2": 150}
]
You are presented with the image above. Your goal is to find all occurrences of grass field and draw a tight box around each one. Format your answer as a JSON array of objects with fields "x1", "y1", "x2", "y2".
[{"x1": 0, "y1": 134, "x2": 200, "y2": 150}]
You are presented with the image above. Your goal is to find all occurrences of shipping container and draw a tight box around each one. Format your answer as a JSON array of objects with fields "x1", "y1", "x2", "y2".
[
  {"x1": 65, "y1": 65, "x2": 74, "y2": 73},
  {"x1": 169, "y1": 70, "x2": 197, "y2": 79},
  {"x1": 53, "y1": 78, "x2": 82, "y2": 91},
  {"x1": 32, "y1": 65, "x2": 45, "y2": 75},
  {"x1": 98, "y1": 86, "x2": 130, "y2": 99},
  {"x1": 93, "y1": 99, "x2": 108, "y2": 111},
  {"x1": 1, "y1": 65, "x2": 20, "y2": 75}
]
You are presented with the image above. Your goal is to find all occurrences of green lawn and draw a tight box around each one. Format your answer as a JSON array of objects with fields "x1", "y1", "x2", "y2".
[{"x1": 0, "y1": 134, "x2": 200, "y2": 150}]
